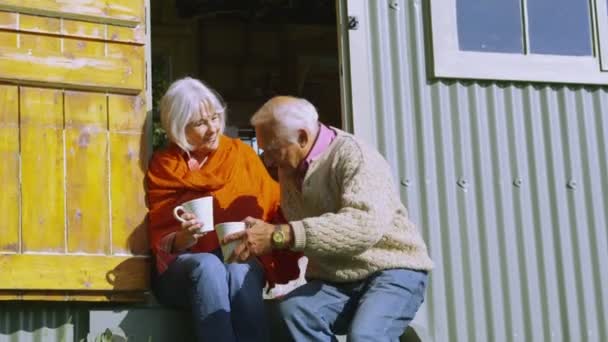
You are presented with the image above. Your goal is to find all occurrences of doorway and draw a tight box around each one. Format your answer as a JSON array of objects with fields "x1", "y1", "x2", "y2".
[{"x1": 150, "y1": 0, "x2": 343, "y2": 150}]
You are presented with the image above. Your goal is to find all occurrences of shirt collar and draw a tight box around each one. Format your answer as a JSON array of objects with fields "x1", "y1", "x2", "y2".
[{"x1": 296, "y1": 123, "x2": 337, "y2": 177}]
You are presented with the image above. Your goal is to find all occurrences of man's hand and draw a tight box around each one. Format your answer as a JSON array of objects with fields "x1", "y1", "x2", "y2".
[{"x1": 223, "y1": 216, "x2": 275, "y2": 262}]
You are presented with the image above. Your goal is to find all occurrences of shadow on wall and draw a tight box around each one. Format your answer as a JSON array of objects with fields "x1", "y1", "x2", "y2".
[
  {"x1": 103, "y1": 108, "x2": 153, "y2": 300},
  {"x1": 125, "y1": 108, "x2": 153, "y2": 257}
]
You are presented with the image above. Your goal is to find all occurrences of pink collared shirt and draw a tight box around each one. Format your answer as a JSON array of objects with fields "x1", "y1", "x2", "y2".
[{"x1": 296, "y1": 123, "x2": 337, "y2": 188}]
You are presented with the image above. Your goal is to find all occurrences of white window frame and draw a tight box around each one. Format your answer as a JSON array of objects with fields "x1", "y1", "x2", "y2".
[
  {"x1": 597, "y1": 0, "x2": 608, "y2": 71},
  {"x1": 430, "y1": 0, "x2": 608, "y2": 85}
]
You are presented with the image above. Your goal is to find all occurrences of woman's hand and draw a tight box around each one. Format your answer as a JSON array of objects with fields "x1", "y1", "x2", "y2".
[{"x1": 172, "y1": 212, "x2": 207, "y2": 252}]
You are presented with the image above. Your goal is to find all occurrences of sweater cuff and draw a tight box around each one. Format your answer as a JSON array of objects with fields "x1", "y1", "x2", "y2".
[{"x1": 289, "y1": 220, "x2": 307, "y2": 251}]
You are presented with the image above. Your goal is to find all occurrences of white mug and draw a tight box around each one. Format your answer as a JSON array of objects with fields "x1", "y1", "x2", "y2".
[
  {"x1": 215, "y1": 221, "x2": 246, "y2": 262},
  {"x1": 173, "y1": 196, "x2": 214, "y2": 233}
]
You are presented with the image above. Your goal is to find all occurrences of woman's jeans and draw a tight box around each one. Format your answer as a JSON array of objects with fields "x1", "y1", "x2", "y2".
[
  {"x1": 278, "y1": 268, "x2": 428, "y2": 342},
  {"x1": 152, "y1": 251, "x2": 268, "y2": 342}
]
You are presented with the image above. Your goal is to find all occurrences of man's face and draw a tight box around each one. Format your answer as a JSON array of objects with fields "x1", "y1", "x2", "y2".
[{"x1": 256, "y1": 124, "x2": 305, "y2": 173}]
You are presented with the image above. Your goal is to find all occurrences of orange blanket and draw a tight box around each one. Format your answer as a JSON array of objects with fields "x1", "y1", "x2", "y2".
[{"x1": 146, "y1": 135, "x2": 300, "y2": 285}]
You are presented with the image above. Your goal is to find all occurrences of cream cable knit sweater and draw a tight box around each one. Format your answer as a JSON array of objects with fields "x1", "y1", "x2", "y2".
[{"x1": 281, "y1": 129, "x2": 434, "y2": 282}]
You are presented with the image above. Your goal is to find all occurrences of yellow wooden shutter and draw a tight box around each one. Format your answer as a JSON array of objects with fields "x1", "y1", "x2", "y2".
[{"x1": 0, "y1": 0, "x2": 150, "y2": 301}]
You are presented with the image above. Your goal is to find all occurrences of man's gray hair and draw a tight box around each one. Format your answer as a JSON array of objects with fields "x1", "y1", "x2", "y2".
[
  {"x1": 250, "y1": 96, "x2": 319, "y2": 143},
  {"x1": 160, "y1": 77, "x2": 226, "y2": 151}
]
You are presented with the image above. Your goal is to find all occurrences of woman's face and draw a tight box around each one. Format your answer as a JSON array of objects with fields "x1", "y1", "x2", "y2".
[{"x1": 185, "y1": 102, "x2": 222, "y2": 154}]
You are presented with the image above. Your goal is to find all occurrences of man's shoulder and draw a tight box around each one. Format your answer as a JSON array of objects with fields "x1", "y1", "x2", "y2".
[
  {"x1": 330, "y1": 129, "x2": 360, "y2": 151},
  {"x1": 329, "y1": 130, "x2": 391, "y2": 173},
  {"x1": 330, "y1": 130, "x2": 376, "y2": 160}
]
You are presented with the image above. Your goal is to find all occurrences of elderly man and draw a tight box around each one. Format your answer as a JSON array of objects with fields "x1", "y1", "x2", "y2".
[{"x1": 225, "y1": 96, "x2": 434, "y2": 341}]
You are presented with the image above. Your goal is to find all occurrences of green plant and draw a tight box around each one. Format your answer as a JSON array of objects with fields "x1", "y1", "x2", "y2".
[{"x1": 151, "y1": 54, "x2": 171, "y2": 150}]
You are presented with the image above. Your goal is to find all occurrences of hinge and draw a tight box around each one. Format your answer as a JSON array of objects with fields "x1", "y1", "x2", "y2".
[{"x1": 348, "y1": 16, "x2": 359, "y2": 30}]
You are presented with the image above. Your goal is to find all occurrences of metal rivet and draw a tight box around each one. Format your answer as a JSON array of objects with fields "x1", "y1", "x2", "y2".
[
  {"x1": 567, "y1": 179, "x2": 577, "y2": 190},
  {"x1": 389, "y1": 1, "x2": 400, "y2": 10},
  {"x1": 457, "y1": 178, "x2": 468, "y2": 189},
  {"x1": 513, "y1": 178, "x2": 522, "y2": 187},
  {"x1": 400, "y1": 179, "x2": 411, "y2": 187}
]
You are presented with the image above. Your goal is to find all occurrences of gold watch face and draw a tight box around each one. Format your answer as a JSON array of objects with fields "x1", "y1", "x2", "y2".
[{"x1": 272, "y1": 230, "x2": 285, "y2": 246}]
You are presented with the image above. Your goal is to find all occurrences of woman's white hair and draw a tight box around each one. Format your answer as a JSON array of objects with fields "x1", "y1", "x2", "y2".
[
  {"x1": 160, "y1": 77, "x2": 226, "y2": 152},
  {"x1": 250, "y1": 96, "x2": 319, "y2": 143}
]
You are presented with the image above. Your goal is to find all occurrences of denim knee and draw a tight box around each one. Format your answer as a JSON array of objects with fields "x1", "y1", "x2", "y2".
[
  {"x1": 186, "y1": 253, "x2": 227, "y2": 286},
  {"x1": 225, "y1": 259, "x2": 264, "y2": 287},
  {"x1": 348, "y1": 327, "x2": 378, "y2": 342},
  {"x1": 278, "y1": 294, "x2": 309, "y2": 322}
]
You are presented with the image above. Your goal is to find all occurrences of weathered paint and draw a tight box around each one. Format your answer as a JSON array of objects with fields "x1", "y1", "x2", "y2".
[
  {"x1": 0, "y1": 11, "x2": 17, "y2": 29},
  {"x1": 0, "y1": 31, "x2": 14, "y2": 47},
  {"x1": 0, "y1": 0, "x2": 150, "y2": 299},
  {"x1": 0, "y1": 254, "x2": 150, "y2": 291},
  {"x1": 108, "y1": 94, "x2": 149, "y2": 256},
  {"x1": 20, "y1": 87, "x2": 65, "y2": 253},
  {"x1": 0, "y1": 84, "x2": 19, "y2": 253},
  {"x1": 61, "y1": 19, "x2": 106, "y2": 41},
  {"x1": 107, "y1": 24, "x2": 145, "y2": 44},
  {"x1": 64, "y1": 92, "x2": 109, "y2": 254},
  {"x1": 0, "y1": 32, "x2": 144, "y2": 94},
  {"x1": 109, "y1": 133, "x2": 148, "y2": 255},
  {"x1": 0, "y1": 10, "x2": 144, "y2": 44},
  {"x1": 0, "y1": 290, "x2": 146, "y2": 302},
  {"x1": 19, "y1": 13, "x2": 61, "y2": 34},
  {"x1": 108, "y1": 94, "x2": 147, "y2": 131},
  {"x1": 63, "y1": 38, "x2": 106, "y2": 58},
  {"x1": 0, "y1": 0, "x2": 143, "y2": 27},
  {"x1": 20, "y1": 32, "x2": 62, "y2": 53}
]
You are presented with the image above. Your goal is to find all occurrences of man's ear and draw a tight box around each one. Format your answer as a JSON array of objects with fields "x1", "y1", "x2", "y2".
[{"x1": 297, "y1": 129, "x2": 308, "y2": 148}]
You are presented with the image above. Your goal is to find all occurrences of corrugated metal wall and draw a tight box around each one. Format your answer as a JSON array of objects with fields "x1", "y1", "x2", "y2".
[
  {"x1": 343, "y1": 0, "x2": 608, "y2": 341},
  {"x1": 0, "y1": 303, "x2": 89, "y2": 342}
]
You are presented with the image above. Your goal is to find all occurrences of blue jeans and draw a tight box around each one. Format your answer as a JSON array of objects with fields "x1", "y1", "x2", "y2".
[
  {"x1": 279, "y1": 268, "x2": 428, "y2": 342},
  {"x1": 152, "y1": 250, "x2": 268, "y2": 342}
]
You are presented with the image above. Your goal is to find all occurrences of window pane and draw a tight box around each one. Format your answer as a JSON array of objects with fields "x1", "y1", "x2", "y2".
[
  {"x1": 457, "y1": 0, "x2": 523, "y2": 53},
  {"x1": 528, "y1": 0, "x2": 592, "y2": 56}
]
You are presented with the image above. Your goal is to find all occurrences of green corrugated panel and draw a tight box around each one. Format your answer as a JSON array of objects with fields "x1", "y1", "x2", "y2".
[{"x1": 0, "y1": 303, "x2": 88, "y2": 342}]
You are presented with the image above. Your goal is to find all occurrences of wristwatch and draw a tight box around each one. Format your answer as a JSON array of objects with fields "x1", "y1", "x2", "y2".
[{"x1": 271, "y1": 224, "x2": 287, "y2": 249}]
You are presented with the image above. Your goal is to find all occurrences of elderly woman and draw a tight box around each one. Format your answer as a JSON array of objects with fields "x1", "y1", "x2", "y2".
[{"x1": 146, "y1": 77, "x2": 298, "y2": 342}]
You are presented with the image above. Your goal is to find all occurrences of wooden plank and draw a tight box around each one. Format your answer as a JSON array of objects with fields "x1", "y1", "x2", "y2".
[
  {"x1": 0, "y1": 85, "x2": 19, "y2": 253},
  {"x1": 20, "y1": 87, "x2": 65, "y2": 253},
  {"x1": 110, "y1": 133, "x2": 148, "y2": 255},
  {"x1": 0, "y1": 12, "x2": 143, "y2": 45},
  {"x1": 0, "y1": 31, "x2": 16, "y2": 47},
  {"x1": 106, "y1": 41, "x2": 144, "y2": 60},
  {"x1": 62, "y1": 18, "x2": 106, "y2": 40},
  {"x1": 0, "y1": 34, "x2": 144, "y2": 94},
  {"x1": 0, "y1": 0, "x2": 143, "y2": 27},
  {"x1": 109, "y1": 94, "x2": 149, "y2": 255},
  {"x1": 107, "y1": 24, "x2": 145, "y2": 44},
  {"x1": 20, "y1": 32, "x2": 62, "y2": 54},
  {"x1": 65, "y1": 91, "x2": 110, "y2": 254},
  {"x1": 0, "y1": 11, "x2": 17, "y2": 29},
  {"x1": 63, "y1": 37, "x2": 106, "y2": 58},
  {"x1": 0, "y1": 254, "x2": 150, "y2": 291},
  {"x1": 0, "y1": 290, "x2": 147, "y2": 302},
  {"x1": 108, "y1": 94, "x2": 147, "y2": 132},
  {"x1": 20, "y1": 13, "x2": 61, "y2": 34}
]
